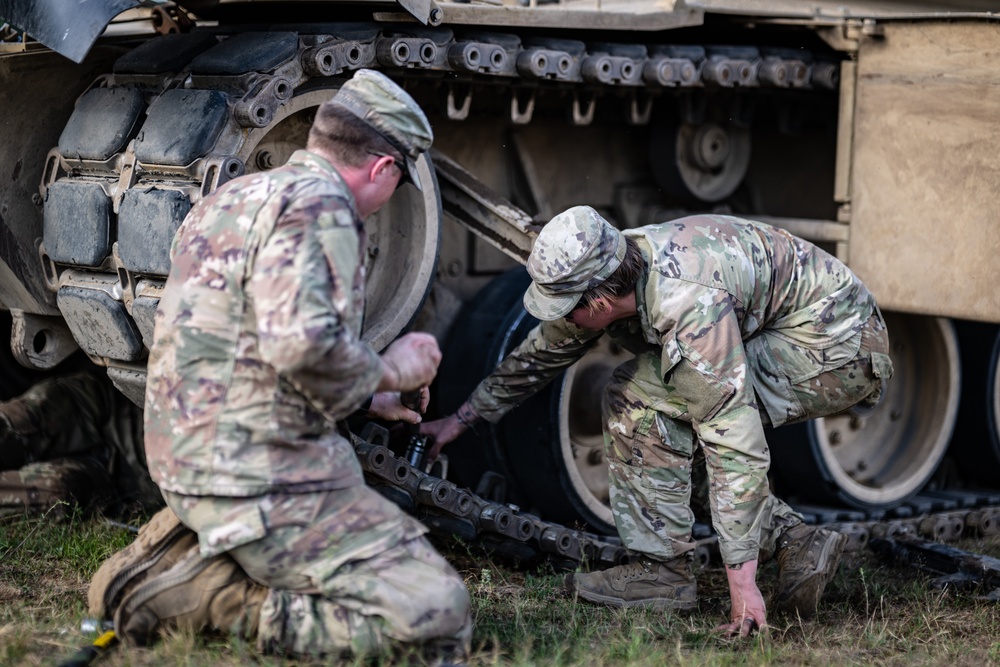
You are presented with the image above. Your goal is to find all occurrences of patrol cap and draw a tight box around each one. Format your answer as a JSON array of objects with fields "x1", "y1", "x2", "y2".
[
  {"x1": 523, "y1": 206, "x2": 627, "y2": 320},
  {"x1": 329, "y1": 69, "x2": 433, "y2": 190}
]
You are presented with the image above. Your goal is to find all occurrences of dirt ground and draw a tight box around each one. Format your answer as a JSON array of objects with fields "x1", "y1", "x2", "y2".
[{"x1": 3, "y1": 512, "x2": 1000, "y2": 666}]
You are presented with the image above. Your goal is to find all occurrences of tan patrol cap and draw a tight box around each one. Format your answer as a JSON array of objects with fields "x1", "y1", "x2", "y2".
[
  {"x1": 329, "y1": 69, "x2": 433, "y2": 190},
  {"x1": 523, "y1": 206, "x2": 626, "y2": 321}
]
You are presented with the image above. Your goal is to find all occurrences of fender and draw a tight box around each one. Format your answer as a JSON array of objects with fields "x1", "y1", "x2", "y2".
[
  {"x1": 0, "y1": 0, "x2": 139, "y2": 63},
  {"x1": 1, "y1": 0, "x2": 440, "y2": 64}
]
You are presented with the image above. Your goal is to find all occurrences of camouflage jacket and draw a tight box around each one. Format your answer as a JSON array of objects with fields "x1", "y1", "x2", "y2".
[
  {"x1": 469, "y1": 215, "x2": 877, "y2": 563},
  {"x1": 145, "y1": 150, "x2": 381, "y2": 497}
]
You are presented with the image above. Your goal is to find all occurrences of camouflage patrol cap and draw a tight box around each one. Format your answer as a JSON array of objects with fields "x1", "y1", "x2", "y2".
[
  {"x1": 330, "y1": 69, "x2": 433, "y2": 190},
  {"x1": 523, "y1": 206, "x2": 626, "y2": 320}
]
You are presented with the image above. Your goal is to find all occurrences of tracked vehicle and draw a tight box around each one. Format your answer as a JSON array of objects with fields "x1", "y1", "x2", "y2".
[{"x1": 2, "y1": 1, "x2": 999, "y2": 560}]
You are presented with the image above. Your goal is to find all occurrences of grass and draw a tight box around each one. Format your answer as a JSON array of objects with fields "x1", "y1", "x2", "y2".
[{"x1": 2, "y1": 506, "x2": 1000, "y2": 666}]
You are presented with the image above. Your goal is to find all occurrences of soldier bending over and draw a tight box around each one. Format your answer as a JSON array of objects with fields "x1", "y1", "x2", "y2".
[
  {"x1": 423, "y1": 205, "x2": 893, "y2": 636},
  {"x1": 90, "y1": 70, "x2": 471, "y2": 661},
  {"x1": 0, "y1": 370, "x2": 160, "y2": 515}
]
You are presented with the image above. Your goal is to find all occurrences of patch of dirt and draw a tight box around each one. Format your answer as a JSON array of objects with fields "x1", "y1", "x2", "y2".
[{"x1": 0, "y1": 584, "x2": 27, "y2": 602}]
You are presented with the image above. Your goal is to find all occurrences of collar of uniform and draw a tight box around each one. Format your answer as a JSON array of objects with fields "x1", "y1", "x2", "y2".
[
  {"x1": 629, "y1": 235, "x2": 660, "y2": 346},
  {"x1": 286, "y1": 149, "x2": 362, "y2": 218}
]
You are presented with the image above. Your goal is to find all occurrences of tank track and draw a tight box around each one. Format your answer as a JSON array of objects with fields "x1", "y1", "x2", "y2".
[
  {"x1": 352, "y1": 426, "x2": 1000, "y2": 571},
  {"x1": 40, "y1": 21, "x2": 841, "y2": 206},
  {"x1": 43, "y1": 21, "x2": 842, "y2": 189},
  {"x1": 36, "y1": 22, "x2": 840, "y2": 398},
  {"x1": 352, "y1": 425, "x2": 662, "y2": 571}
]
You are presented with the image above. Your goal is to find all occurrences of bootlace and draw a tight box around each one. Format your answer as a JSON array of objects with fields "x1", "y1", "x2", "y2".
[
  {"x1": 611, "y1": 560, "x2": 652, "y2": 584},
  {"x1": 776, "y1": 539, "x2": 798, "y2": 570},
  {"x1": 777, "y1": 527, "x2": 813, "y2": 572}
]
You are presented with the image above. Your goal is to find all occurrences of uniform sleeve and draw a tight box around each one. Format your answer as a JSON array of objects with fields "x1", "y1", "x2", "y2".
[
  {"x1": 468, "y1": 317, "x2": 602, "y2": 422},
  {"x1": 248, "y1": 194, "x2": 382, "y2": 421},
  {"x1": 653, "y1": 283, "x2": 771, "y2": 565}
]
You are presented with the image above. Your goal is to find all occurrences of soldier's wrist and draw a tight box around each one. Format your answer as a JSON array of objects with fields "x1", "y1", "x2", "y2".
[
  {"x1": 381, "y1": 358, "x2": 402, "y2": 390},
  {"x1": 724, "y1": 558, "x2": 759, "y2": 587},
  {"x1": 455, "y1": 403, "x2": 483, "y2": 432}
]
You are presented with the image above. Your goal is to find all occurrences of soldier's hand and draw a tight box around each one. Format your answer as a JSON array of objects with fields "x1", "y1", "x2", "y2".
[
  {"x1": 422, "y1": 402, "x2": 482, "y2": 460},
  {"x1": 400, "y1": 386, "x2": 431, "y2": 414},
  {"x1": 421, "y1": 414, "x2": 465, "y2": 460},
  {"x1": 368, "y1": 390, "x2": 426, "y2": 424},
  {"x1": 716, "y1": 559, "x2": 767, "y2": 639},
  {"x1": 379, "y1": 333, "x2": 441, "y2": 392}
]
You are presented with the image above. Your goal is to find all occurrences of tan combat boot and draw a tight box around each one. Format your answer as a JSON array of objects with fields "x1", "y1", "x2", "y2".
[
  {"x1": 115, "y1": 548, "x2": 268, "y2": 646},
  {"x1": 88, "y1": 506, "x2": 199, "y2": 619},
  {"x1": 421, "y1": 638, "x2": 471, "y2": 667},
  {"x1": 565, "y1": 556, "x2": 697, "y2": 611},
  {"x1": 773, "y1": 523, "x2": 848, "y2": 617}
]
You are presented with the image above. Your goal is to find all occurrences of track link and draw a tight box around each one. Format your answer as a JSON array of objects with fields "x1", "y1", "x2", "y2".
[
  {"x1": 352, "y1": 427, "x2": 1000, "y2": 572},
  {"x1": 352, "y1": 426, "x2": 632, "y2": 571}
]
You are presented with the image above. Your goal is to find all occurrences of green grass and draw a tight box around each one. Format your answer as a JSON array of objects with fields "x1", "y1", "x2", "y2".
[{"x1": 2, "y1": 508, "x2": 1000, "y2": 666}]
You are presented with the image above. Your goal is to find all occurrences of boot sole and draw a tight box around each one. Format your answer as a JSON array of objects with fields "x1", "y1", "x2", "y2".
[{"x1": 775, "y1": 530, "x2": 848, "y2": 615}]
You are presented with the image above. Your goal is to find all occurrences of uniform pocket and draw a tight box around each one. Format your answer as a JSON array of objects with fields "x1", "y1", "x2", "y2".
[
  {"x1": 859, "y1": 350, "x2": 894, "y2": 408},
  {"x1": 746, "y1": 334, "x2": 804, "y2": 426},
  {"x1": 197, "y1": 502, "x2": 267, "y2": 558},
  {"x1": 768, "y1": 329, "x2": 862, "y2": 385},
  {"x1": 823, "y1": 330, "x2": 864, "y2": 371},
  {"x1": 871, "y1": 351, "x2": 894, "y2": 380}
]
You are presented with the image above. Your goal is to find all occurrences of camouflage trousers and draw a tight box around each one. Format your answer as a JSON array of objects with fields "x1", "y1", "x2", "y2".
[
  {"x1": 164, "y1": 486, "x2": 472, "y2": 659},
  {"x1": 0, "y1": 371, "x2": 118, "y2": 470},
  {"x1": 0, "y1": 371, "x2": 159, "y2": 514},
  {"x1": 604, "y1": 310, "x2": 892, "y2": 563},
  {"x1": 0, "y1": 457, "x2": 112, "y2": 517}
]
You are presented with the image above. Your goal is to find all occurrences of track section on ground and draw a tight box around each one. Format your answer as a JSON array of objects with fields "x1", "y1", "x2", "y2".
[{"x1": 353, "y1": 428, "x2": 1000, "y2": 571}]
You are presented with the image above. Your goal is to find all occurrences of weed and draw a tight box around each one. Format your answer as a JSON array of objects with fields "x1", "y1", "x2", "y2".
[{"x1": 2, "y1": 512, "x2": 999, "y2": 666}]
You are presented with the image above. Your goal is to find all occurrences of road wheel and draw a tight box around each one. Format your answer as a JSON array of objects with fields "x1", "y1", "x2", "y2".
[
  {"x1": 438, "y1": 269, "x2": 617, "y2": 533},
  {"x1": 769, "y1": 312, "x2": 960, "y2": 509}
]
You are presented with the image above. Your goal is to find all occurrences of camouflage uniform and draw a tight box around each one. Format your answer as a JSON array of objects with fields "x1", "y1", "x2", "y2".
[
  {"x1": 144, "y1": 72, "x2": 470, "y2": 657},
  {"x1": 469, "y1": 207, "x2": 892, "y2": 566},
  {"x1": 0, "y1": 371, "x2": 159, "y2": 515}
]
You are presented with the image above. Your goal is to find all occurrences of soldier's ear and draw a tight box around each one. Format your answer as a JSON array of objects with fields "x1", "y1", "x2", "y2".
[{"x1": 369, "y1": 154, "x2": 397, "y2": 183}]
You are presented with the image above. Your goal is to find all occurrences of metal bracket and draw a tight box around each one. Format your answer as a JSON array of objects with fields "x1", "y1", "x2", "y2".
[
  {"x1": 816, "y1": 19, "x2": 884, "y2": 53},
  {"x1": 510, "y1": 89, "x2": 536, "y2": 125},
  {"x1": 111, "y1": 141, "x2": 139, "y2": 215},
  {"x1": 199, "y1": 155, "x2": 245, "y2": 198},
  {"x1": 9, "y1": 310, "x2": 80, "y2": 371},
  {"x1": 628, "y1": 91, "x2": 653, "y2": 126},
  {"x1": 37, "y1": 243, "x2": 60, "y2": 294},
  {"x1": 38, "y1": 148, "x2": 64, "y2": 202},
  {"x1": 111, "y1": 243, "x2": 135, "y2": 311},
  {"x1": 571, "y1": 93, "x2": 596, "y2": 126},
  {"x1": 395, "y1": 0, "x2": 444, "y2": 26},
  {"x1": 446, "y1": 84, "x2": 473, "y2": 120}
]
